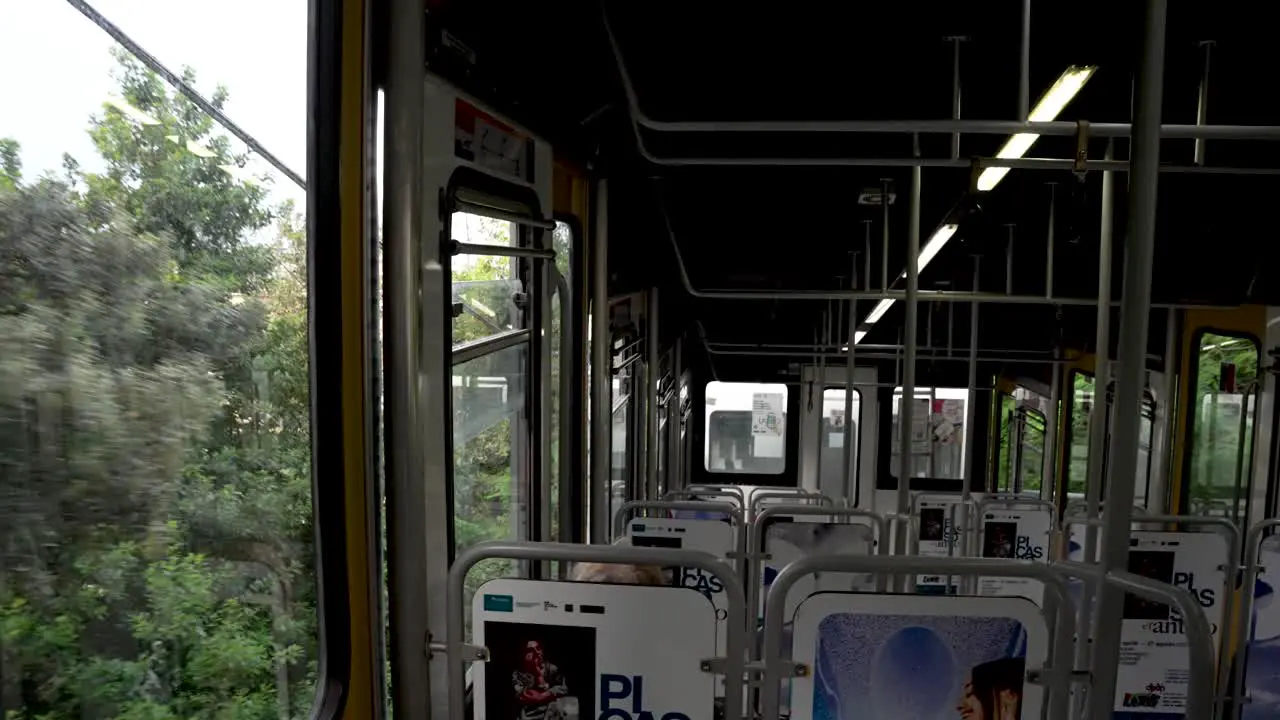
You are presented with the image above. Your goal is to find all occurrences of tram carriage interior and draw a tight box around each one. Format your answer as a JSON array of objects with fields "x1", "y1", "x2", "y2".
[{"x1": 12, "y1": 0, "x2": 1280, "y2": 719}]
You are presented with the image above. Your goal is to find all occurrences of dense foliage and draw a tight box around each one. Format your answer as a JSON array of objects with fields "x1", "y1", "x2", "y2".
[{"x1": 0, "y1": 51, "x2": 314, "y2": 719}]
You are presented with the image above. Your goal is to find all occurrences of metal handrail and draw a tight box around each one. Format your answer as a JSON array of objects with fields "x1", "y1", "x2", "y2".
[
  {"x1": 1053, "y1": 560, "x2": 1216, "y2": 720},
  {"x1": 446, "y1": 541, "x2": 746, "y2": 720},
  {"x1": 759, "y1": 555, "x2": 1075, "y2": 720}
]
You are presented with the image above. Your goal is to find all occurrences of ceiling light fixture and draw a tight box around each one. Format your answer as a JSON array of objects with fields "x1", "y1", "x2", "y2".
[{"x1": 977, "y1": 65, "x2": 1098, "y2": 192}]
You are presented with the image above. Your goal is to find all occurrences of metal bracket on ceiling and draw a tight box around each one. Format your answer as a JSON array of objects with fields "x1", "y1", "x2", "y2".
[
  {"x1": 968, "y1": 156, "x2": 983, "y2": 194},
  {"x1": 1074, "y1": 120, "x2": 1091, "y2": 179}
]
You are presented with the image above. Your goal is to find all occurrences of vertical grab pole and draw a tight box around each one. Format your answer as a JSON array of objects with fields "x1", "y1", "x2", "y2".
[
  {"x1": 1088, "y1": 3, "x2": 1168, "y2": 718},
  {"x1": 897, "y1": 137, "x2": 922, "y2": 580},
  {"x1": 1005, "y1": 224, "x2": 1015, "y2": 296},
  {"x1": 880, "y1": 178, "x2": 891, "y2": 291},
  {"x1": 1019, "y1": 0, "x2": 1031, "y2": 122},
  {"x1": 1076, "y1": 140, "x2": 1116, "y2": 717},
  {"x1": 646, "y1": 287, "x2": 660, "y2": 501},
  {"x1": 591, "y1": 181, "x2": 612, "y2": 543},
  {"x1": 1194, "y1": 40, "x2": 1214, "y2": 166},
  {"x1": 843, "y1": 232, "x2": 863, "y2": 505},
  {"x1": 949, "y1": 36, "x2": 963, "y2": 160},
  {"x1": 961, "y1": 256, "x2": 980, "y2": 575},
  {"x1": 1046, "y1": 183, "x2": 1056, "y2": 299},
  {"x1": 383, "y1": 0, "x2": 438, "y2": 714},
  {"x1": 1042, "y1": 361, "x2": 1060, "y2": 502}
]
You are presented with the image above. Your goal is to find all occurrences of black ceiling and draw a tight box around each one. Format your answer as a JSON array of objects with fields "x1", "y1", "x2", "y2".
[{"x1": 420, "y1": 1, "x2": 1280, "y2": 380}]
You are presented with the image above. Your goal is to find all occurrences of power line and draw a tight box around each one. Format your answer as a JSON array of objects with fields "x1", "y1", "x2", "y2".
[{"x1": 65, "y1": 0, "x2": 307, "y2": 190}]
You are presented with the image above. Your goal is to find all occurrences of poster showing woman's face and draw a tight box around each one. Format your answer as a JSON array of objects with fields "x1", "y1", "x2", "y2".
[{"x1": 810, "y1": 612, "x2": 1028, "y2": 720}]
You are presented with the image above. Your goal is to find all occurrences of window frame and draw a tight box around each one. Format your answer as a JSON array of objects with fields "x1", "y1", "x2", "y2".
[
  {"x1": 443, "y1": 169, "x2": 548, "y2": 572},
  {"x1": 1178, "y1": 327, "x2": 1263, "y2": 522},
  {"x1": 703, "y1": 380, "x2": 791, "y2": 476},
  {"x1": 818, "y1": 385, "x2": 864, "y2": 504}
]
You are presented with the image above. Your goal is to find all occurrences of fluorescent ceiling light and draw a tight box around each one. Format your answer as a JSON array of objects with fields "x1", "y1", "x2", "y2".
[
  {"x1": 864, "y1": 299, "x2": 895, "y2": 325},
  {"x1": 901, "y1": 224, "x2": 960, "y2": 278},
  {"x1": 977, "y1": 65, "x2": 1097, "y2": 192},
  {"x1": 841, "y1": 330, "x2": 869, "y2": 351}
]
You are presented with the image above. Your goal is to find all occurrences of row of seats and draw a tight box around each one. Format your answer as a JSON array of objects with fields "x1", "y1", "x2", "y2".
[{"x1": 451, "y1": 485, "x2": 1277, "y2": 720}]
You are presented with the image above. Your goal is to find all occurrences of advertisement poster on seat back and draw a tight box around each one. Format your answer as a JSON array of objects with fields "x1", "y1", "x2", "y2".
[
  {"x1": 789, "y1": 593, "x2": 1047, "y2": 719},
  {"x1": 759, "y1": 518, "x2": 877, "y2": 621},
  {"x1": 474, "y1": 579, "x2": 718, "y2": 720},
  {"x1": 1244, "y1": 534, "x2": 1280, "y2": 720},
  {"x1": 916, "y1": 497, "x2": 966, "y2": 594},
  {"x1": 1111, "y1": 531, "x2": 1227, "y2": 719},
  {"x1": 977, "y1": 508, "x2": 1052, "y2": 606}
]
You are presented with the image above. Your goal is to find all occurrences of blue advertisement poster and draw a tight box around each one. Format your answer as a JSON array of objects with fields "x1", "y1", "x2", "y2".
[
  {"x1": 1244, "y1": 535, "x2": 1280, "y2": 719},
  {"x1": 790, "y1": 594, "x2": 1047, "y2": 720}
]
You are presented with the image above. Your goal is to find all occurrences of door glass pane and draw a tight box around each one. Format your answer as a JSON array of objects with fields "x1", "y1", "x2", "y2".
[
  {"x1": 890, "y1": 387, "x2": 968, "y2": 479},
  {"x1": 610, "y1": 371, "x2": 632, "y2": 533},
  {"x1": 819, "y1": 388, "x2": 861, "y2": 500},
  {"x1": 704, "y1": 382, "x2": 789, "y2": 475},
  {"x1": 1067, "y1": 373, "x2": 1095, "y2": 495},
  {"x1": 1188, "y1": 333, "x2": 1259, "y2": 521},
  {"x1": 453, "y1": 344, "x2": 527, "y2": 597}
]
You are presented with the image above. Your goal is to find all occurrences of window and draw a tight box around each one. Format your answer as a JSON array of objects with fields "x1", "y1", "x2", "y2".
[
  {"x1": 1187, "y1": 333, "x2": 1260, "y2": 522},
  {"x1": 452, "y1": 344, "x2": 527, "y2": 564},
  {"x1": 0, "y1": 8, "x2": 318, "y2": 717},
  {"x1": 548, "y1": 220, "x2": 572, "y2": 541},
  {"x1": 704, "y1": 382, "x2": 789, "y2": 475},
  {"x1": 819, "y1": 388, "x2": 862, "y2": 499},
  {"x1": 611, "y1": 371, "x2": 634, "y2": 530},
  {"x1": 451, "y1": 213, "x2": 521, "y2": 346},
  {"x1": 995, "y1": 388, "x2": 1048, "y2": 494},
  {"x1": 890, "y1": 387, "x2": 969, "y2": 479},
  {"x1": 1065, "y1": 371, "x2": 1156, "y2": 506}
]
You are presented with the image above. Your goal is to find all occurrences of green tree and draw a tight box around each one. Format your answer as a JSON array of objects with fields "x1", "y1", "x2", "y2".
[{"x1": 0, "y1": 48, "x2": 316, "y2": 720}]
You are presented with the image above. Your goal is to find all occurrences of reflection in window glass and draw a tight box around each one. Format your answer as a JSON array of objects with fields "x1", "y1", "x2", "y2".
[
  {"x1": 0, "y1": 22, "x2": 317, "y2": 717},
  {"x1": 451, "y1": 209, "x2": 516, "y2": 247},
  {"x1": 1065, "y1": 372, "x2": 1156, "y2": 507},
  {"x1": 548, "y1": 221, "x2": 571, "y2": 541},
  {"x1": 819, "y1": 388, "x2": 861, "y2": 499},
  {"x1": 996, "y1": 388, "x2": 1048, "y2": 494},
  {"x1": 453, "y1": 345, "x2": 527, "y2": 599},
  {"x1": 450, "y1": 213, "x2": 522, "y2": 346},
  {"x1": 890, "y1": 388, "x2": 968, "y2": 479},
  {"x1": 704, "y1": 382, "x2": 789, "y2": 475},
  {"x1": 1067, "y1": 373, "x2": 1094, "y2": 495},
  {"x1": 611, "y1": 372, "x2": 634, "y2": 530},
  {"x1": 1189, "y1": 333, "x2": 1259, "y2": 521}
]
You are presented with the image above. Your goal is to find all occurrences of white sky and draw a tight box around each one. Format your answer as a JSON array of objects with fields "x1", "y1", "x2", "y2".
[{"x1": 0, "y1": 0, "x2": 307, "y2": 209}]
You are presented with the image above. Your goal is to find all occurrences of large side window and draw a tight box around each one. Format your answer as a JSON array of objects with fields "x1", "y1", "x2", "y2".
[
  {"x1": 1187, "y1": 332, "x2": 1261, "y2": 522},
  {"x1": 0, "y1": 9, "x2": 320, "y2": 717},
  {"x1": 890, "y1": 387, "x2": 969, "y2": 479},
  {"x1": 704, "y1": 382, "x2": 789, "y2": 475}
]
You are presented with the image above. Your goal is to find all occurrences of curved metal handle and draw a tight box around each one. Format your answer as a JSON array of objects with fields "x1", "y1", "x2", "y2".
[
  {"x1": 760, "y1": 555, "x2": 1074, "y2": 720},
  {"x1": 447, "y1": 541, "x2": 746, "y2": 720},
  {"x1": 612, "y1": 499, "x2": 740, "y2": 540}
]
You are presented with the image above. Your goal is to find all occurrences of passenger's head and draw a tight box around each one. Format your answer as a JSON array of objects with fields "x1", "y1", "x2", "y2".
[
  {"x1": 568, "y1": 562, "x2": 666, "y2": 586},
  {"x1": 955, "y1": 657, "x2": 1024, "y2": 720}
]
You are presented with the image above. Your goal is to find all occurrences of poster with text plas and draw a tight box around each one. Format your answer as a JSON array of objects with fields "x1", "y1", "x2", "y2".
[
  {"x1": 790, "y1": 593, "x2": 1046, "y2": 720},
  {"x1": 916, "y1": 496, "x2": 966, "y2": 594},
  {"x1": 474, "y1": 579, "x2": 717, "y2": 720},
  {"x1": 624, "y1": 518, "x2": 734, "y2": 702},
  {"x1": 977, "y1": 508, "x2": 1052, "y2": 606},
  {"x1": 759, "y1": 518, "x2": 876, "y2": 621},
  {"x1": 1112, "y1": 531, "x2": 1227, "y2": 719}
]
